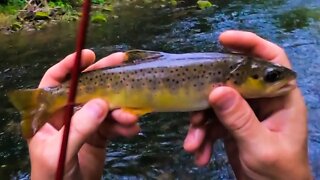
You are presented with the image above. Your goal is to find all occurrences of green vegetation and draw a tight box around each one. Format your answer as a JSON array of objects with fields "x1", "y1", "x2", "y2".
[
  {"x1": 0, "y1": 0, "x2": 206, "y2": 34},
  {"x1": 91, "y1": 11, "x2": 107, "y2": 23},
  {"x1": 0, "y1": 0, "x2": 24, "y2": 28},
  {"x1": 197, "y1": 0, "x2": 213, "y2": 9}
]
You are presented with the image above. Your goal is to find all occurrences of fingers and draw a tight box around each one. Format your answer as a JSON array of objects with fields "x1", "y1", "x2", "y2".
[
  {"x1": 209, "y1": 86, "x2": 267, "y2": 145},
  {"x1": 184, "y1": 117, "x2": 227, "y2": 166},
  {"x1": 66, "y1": 99, "x2": 108, "y2": 157},
  {"x1": 111, "y1": 109, "x2": 139, "y2": 126},
  {"x1": 99, "y1": 113, "x2": 140, "y2": 139},
  {"x1": 39, "y1": 49, "x2": 96, "y2": 88},
  {"x1": 190, "y1": 111, "x2": 206, "y2": 126},
  {"x1": 194, "y1": 140, "x2": 213, "y2": 166},
  {"x1": 84, "y1": 52, "x2": 126, "y2": 71},
  {"x1": 219, "y1": 30, "x2": 291, "y2": 67},
  {"x1": 183, "y1": 125, "x2": 206, "y2": 152}
]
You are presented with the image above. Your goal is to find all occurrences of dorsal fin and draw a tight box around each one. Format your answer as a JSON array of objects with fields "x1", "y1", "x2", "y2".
[{"x1": 124, "y1": 50, "x2": 164, "y2": 64}]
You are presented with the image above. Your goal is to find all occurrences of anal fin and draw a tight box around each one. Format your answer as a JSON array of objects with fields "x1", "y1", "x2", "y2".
[{"x1": 122, "y1": 107, "x2": 153, "y2": 116}]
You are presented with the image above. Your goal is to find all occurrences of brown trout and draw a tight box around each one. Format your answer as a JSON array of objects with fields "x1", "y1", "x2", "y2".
[{"x1": 8, "y1": 50, "x2": 297, "y2": 138}]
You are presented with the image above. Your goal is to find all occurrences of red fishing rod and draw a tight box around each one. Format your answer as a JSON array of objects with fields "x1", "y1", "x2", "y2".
[{"x1": 55, "y1": 0, "x2": 91, "y2": 179}]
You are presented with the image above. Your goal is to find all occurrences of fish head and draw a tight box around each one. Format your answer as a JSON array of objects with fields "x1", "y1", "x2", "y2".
[{"x1": 227, "y1": 58, "x2": 297, "y2": 98}]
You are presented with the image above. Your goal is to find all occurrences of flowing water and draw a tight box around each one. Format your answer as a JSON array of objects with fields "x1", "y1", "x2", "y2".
[{"x1": 0, "y1": 0, "x2": 319, "y2": 179}]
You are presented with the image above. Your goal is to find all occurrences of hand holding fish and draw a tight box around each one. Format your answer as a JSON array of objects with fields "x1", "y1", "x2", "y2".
[
  {"x1": 9, "y1": 30, "x2": 311, "y2": 179},
  {"x1": 28, "y1": 50, "x2": 140, "y2": 180},
  {"x1": 183, "y1": 30, "x2": 313, "y2": 179}
]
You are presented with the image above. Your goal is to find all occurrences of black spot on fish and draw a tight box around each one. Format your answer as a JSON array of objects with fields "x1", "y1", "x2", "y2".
[
  {"x1": 252, "y1": 74, "x2": 259, "y2": 79},
  {"x1": 218, "y1": 71, "x2": 221, "y2": 75},
  {"x1": 234, "y1": 80, "x2": 238, "y2": 84}
]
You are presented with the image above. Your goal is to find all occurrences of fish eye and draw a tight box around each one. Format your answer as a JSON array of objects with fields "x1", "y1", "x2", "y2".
[{"x1": 264, "y1": 69, "x2": 282, "y2": 83}]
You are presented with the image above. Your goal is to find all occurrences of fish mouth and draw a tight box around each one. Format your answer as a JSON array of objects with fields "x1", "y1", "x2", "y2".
[{"x1": 275, "y1": 81, "x2": 296, "y2": 95}]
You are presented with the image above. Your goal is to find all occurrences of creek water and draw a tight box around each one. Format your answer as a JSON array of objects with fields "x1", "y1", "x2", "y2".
[{"x1": 0, "y1": 0, "x2": 319, "y2": 179}]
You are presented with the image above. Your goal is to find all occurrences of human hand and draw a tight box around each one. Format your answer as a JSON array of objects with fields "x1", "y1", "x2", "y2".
[
  {"x1": 29, "y1": 50, "x2": 140, "y2": 180},
  {"x1": 183, "y1": 31, "x2": 312, "y2": 179}
]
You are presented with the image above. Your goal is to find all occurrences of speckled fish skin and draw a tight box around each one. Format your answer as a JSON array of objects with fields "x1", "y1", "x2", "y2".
[
  {"x1": 8, "y1": 50, "x2": 297, "y2": 138},
  {"x1": 50, "y1": 51, "x2": 296, "y2": 112}
]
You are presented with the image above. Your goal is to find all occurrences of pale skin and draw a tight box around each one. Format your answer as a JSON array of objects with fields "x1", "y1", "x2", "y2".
[
  {"x1": 29, "y1": 51, "x2": 140, "y2": 179},
  {"x1": 183, "y1": 31, "x2": 313, "y2": 179},
  {"x1": 28, "y1": 30, "x2": 312, "y2": 179}
]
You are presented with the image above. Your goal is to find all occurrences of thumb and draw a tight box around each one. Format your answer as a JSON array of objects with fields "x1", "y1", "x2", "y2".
[
  {"x1": 209, "y1": 87, "x2": 266, "y2": 144},
  {"x1": 67, "y1": 99, "x2": 108, "y2": 158}
]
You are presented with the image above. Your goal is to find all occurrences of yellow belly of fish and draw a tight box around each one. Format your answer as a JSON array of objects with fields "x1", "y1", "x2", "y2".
[{"x1": 75, "y1": 86, "x2": 211, "y2": 116}]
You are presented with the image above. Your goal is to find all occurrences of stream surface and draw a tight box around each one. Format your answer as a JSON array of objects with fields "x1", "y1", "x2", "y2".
[{"x1": 0, "y1": 0, "x2": 319, "y2": 179}]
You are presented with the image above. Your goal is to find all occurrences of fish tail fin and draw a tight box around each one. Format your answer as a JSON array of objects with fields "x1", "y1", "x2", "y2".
[
  {"x1": 7, "y1": 89, "x2": 54, "y2": 138},
  {"x1": 124, "y1": 50, "x2": 165, "y2": 64}
]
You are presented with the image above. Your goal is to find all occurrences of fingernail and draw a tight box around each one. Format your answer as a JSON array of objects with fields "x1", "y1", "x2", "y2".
[{"x1": 215, "y1": 91, "x2": 236, "y2": 111}]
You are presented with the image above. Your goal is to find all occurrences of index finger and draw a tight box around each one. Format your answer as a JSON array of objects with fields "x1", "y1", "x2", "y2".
[
  {"x1": 84, "y1": 52, "x2": 126, "y2": 72},
  {"x1": 39, "y1": 49, "x2": 96, "y2": 88},
  {"x1": 219, "y1": 30, "x2": 291, "y2": 68}
]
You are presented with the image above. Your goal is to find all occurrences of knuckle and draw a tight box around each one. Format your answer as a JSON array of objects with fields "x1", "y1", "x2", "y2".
[{"x1": 227, "y1": 108, "x2": 254, "y2": 132}]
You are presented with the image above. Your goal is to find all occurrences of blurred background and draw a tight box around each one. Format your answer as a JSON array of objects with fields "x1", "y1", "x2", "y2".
[{"x1": 0, "y1": 0, "x2": 319, "y2": 179}]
